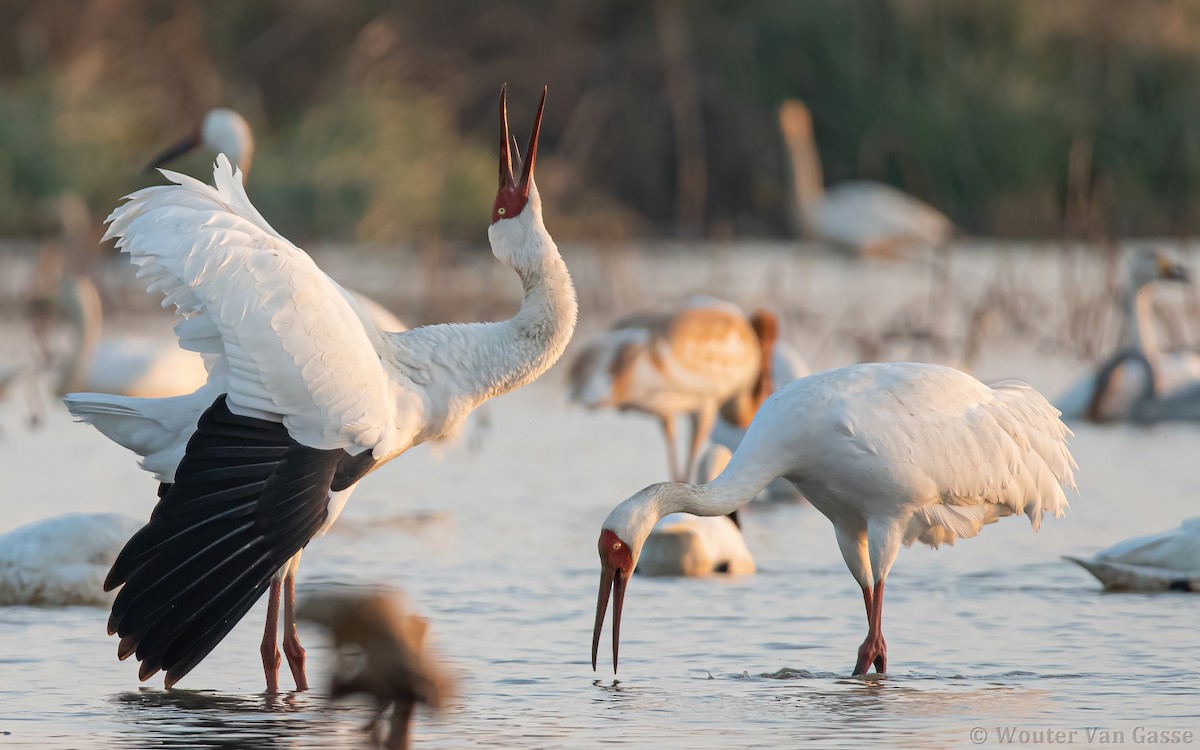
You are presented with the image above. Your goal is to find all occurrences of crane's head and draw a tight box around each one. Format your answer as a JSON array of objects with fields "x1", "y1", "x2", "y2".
[
  {"x1": 1130, "y1": 248, "x2": 1190, "y2": 290},
  {"x1": 592, "y1": 528, "x2": 634, "y2": 674},
  {"x1": 492, "y1": 84, "x2": 546, "y2": 225},
  {"x1": 146, "y1": 108, "x2": 254, "y2": 176},
  {"x1": 778, "y1": 99, "x2": 813, "y2": 143},
  {"x1": 592, "y1": 483, "x2": 683, "y2": 673}
]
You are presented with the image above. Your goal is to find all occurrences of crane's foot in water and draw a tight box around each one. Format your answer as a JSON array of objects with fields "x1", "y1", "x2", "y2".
[{"x1": 853, "y1": 633, "x2": 887, "y2": 675}]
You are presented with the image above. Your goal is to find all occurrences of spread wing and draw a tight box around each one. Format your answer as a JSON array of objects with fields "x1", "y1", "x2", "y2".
[
  {"x1": 104, "y1": 396, "x2": 357, "y2": 687},
  {"x1": 103, "y1": 155, "x2": 404, "y2": 457}
]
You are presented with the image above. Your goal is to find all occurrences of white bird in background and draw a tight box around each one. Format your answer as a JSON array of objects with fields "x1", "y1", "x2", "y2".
[
  {"x1": 66, "y1": 86, "x2": 576, "y2": 693},
  {"x1": 1065, "y1": 519, "x2": 1200, "y2": 592},
  {"x1": 146, "y1": 108, "x2": 255, "y2": 178},
  {"x1": 54, "y1": 275, "x2": 210, "y2": 398},
  {"x1": 592, "y1": 362, "x2": 1076, "y2": 675},
  {"x1": 49, "y1": 108, "x2": 405, "y2": 401},
  {"x1": 636, "y1": 444, "x2": 755, "y2": 578},
  {"x1": 0, "y1": 513, "x2": 142, "y2": 606},
  {"x1": 778, "y1": 99, "x2": 954, "y2": 258},
  {"x1": 146, "y1": 107, "x2": 409, "y2": 330},
  {"x1": 1055, "y1": 248, "x2": 1199, "y2": 422},
  {"x1": 568, "y1": 298, "x2": 776, "y2": 486},
  {"x1": 53, "y1": 275, "x2": 403, "y2": 400}
]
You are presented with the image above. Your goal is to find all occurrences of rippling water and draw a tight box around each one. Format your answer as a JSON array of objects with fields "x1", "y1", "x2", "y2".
[{"x1": 3, "y1": 374, "x2": 1199, "y2": 748}]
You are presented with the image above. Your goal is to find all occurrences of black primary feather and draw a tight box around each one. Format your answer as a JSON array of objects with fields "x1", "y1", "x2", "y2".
[{"x1": 105, "y1": 395, "x2": 351, "y2": 687}]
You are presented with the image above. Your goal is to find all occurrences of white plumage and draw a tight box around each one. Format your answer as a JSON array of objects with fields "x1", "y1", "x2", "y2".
[
  {"x1": 706, "y1": 328, "x2": 809, "y2": 501},
  {"x1": 1065, "y1": 518, "x2": 1200, "y2": 592},
  {"x1": 53, "y1": 276, "x2": 404, "y2": 401},
  {"x1": 54, "y1": 276, "x2": 209, "y2": 399},
  {"x1": 636, "y1": 445, "x2": 755, "y2": 578},
  {"x1": 1056, "y1": 248, "x2": 1200, "y2": 422},
  {"x1": 53, "y1": 103, "x2": 407, "y2": 402},
  {"x1": 592, "y1": 362, "x2": 1076, "y2": 674},
  {"x1": 0, "y1": 513, "x2": 142, "y2": 606},
  {"x1": 68, "y1": 87, "x2": 574, "y2": 691},
  {"x1": 778, "y1": 100, "x2": 954, "y2": 257}
]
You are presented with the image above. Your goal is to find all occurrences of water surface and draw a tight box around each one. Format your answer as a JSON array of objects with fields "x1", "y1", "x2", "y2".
[{"x1": 2, "y1": 373, "x2": 1198, "y2": 748}]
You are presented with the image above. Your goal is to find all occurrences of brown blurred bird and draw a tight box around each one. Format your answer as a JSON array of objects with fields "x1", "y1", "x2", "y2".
[
  {"x1": 568, "y1": 297, "x2": 775, "y2": 485},
  {"x1": 299, "y1": 591, "x2": 452, "y2": 750}
]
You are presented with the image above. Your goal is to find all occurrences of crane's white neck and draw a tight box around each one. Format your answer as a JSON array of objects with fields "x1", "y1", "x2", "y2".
[
  {"x1": 781, "y1": 125, "x2": 826, "y2": 234},
  {"x1": 1118, "y1": 286, "x2": 1158, "y2": 356},
  {"x1": 57, "y1": 277, "x2": 102, "y2": 395},
  {"x1": 400, "y1": 190, "x2": 577, "y2": 421},
  {"x1": 603, "y1": 452, "x2": 776, "y2": 564}
]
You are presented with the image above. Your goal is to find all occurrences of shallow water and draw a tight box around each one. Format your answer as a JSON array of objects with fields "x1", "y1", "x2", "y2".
[{"x1": 2, "y1": 369, "x2": 1200, "y2": 748}]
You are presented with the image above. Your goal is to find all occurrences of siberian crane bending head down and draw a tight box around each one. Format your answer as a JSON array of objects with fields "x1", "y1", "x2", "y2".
[
  {"x1": 592, "y1": 362, "x2": 1076, "y2": 675},
  {"x1": 69, "y1": 85, "x2": 576, "y2": 692}
]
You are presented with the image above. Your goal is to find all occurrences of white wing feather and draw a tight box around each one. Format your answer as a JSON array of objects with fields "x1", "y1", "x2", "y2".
[
  {"x1": 770, "y1": 364, "x2": 1076, "y2": 548},
  {"x1": 103, "y1": 156, "x2": 405, "y2": 457},
  {"x1": 63, "y1": 386, "x2": 222, "y2": 482}
]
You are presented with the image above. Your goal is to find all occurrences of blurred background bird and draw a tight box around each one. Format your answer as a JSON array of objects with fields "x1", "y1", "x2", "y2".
[
  {"x1": 568, "y1": 297, "x2": 778, "y2": 485},
  {"x1": 299, "y1": 590, "x2": 453, "y2": 750}
]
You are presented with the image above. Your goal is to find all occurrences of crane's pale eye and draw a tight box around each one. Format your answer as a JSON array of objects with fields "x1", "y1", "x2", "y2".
[
  {"x1": 613, "y1": 542, "x2": 622, "y2": 550},
  {"x1": 498, "y1": 207, "x2": 506, "y2": 215}
]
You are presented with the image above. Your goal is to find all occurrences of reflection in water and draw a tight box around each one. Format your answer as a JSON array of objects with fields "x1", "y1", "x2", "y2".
[{"x1": 111, "y1": 689, "x2": 365, "y2": 749}]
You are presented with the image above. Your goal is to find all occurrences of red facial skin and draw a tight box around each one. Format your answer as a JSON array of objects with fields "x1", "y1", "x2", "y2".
[
  {"x1": 491, "y1": 85, "x2": 547, "y2": 224},
  {"x1": 592, "y1": 529, "x2": 634, "y2": 672},
  {"x1": 492, "y1": 188, "x2": 528, "y2": 224}
]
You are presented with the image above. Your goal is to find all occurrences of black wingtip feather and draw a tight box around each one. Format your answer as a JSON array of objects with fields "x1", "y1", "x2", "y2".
[{"x1": 105, "y1": 396, "x2": 344, "y2": 687}]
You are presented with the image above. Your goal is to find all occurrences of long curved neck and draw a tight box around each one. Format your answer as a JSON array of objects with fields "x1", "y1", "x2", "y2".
[
  {"x1": 402, "y1": 213, "x2": 577, "y2": 413},
  {"x1": 782, "y1": 128, "x2": 825, "y2": 234},
  {"x1": 1118, "y1": 286, "x2": 1157, "y2": 356},
  {"x1": 637, "y1": 454, "x2": 777, "y2": 531},
  {"x1": 464, "y1": 252, "x2": 576, "y2": 402},
  {"x1": 57, "y1": 279, "x2": 101, "y2": 395}
]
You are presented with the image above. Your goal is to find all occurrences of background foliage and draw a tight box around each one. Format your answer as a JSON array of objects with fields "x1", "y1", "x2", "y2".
[{"x1": 3, "y1": 0, "x2": 1200, "y2": 244}]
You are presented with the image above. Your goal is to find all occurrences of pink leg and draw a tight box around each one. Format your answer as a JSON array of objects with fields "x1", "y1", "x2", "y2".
[
  {"x1": 853, "y1": 579, "x2": 888, "y2": 675},
  {"x1": 658, "y1": 415, "x2": 681, "y2": 483},
  {"x1": 261, "y1": 579, "x2": 282, "y2": 693},
  {"x1": 282, "y1": 574, "x2": 309, "y2": 691}
]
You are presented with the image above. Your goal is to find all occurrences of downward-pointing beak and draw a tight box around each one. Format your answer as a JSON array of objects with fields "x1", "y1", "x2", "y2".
[
  {"x1": 592, "y1": 562, "x2": 627, "y2": 672},
  {"x1": 144, "y1": 131, "x2": 201, "y2": 173}
]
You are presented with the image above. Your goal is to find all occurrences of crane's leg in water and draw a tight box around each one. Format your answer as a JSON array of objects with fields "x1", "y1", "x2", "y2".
[
  {"x1": 855, "y1": 518, "x2": 900, "y2": 674},
  {"x1": 282, "y1": 573, "x2": 309, "y2": 690},
  {"x1": 683, "y1": 403, "x2": 716, "y2": 485},
  {"x1": 854, "y1": 578, "x2": 887, "y2": 675},
  {"x1": 260, "y1": 579, "x2": 282, "y2": 693},
  {"x1": 658, "y1": 414, "x2": 681, "y2": 483}
]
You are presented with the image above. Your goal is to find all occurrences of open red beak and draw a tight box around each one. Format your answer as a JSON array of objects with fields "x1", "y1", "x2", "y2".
[
  {"x1": 591, "y1": 562, "x2": 627, "y2": 672},
  {"x1": 497, "y1": 84, "x2": 546, "y2": 199},
  {"x1": 144, "y1": 131, "x2": 201, "y2": 174}
]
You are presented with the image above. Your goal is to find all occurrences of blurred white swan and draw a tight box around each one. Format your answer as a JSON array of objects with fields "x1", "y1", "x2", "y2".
[
  {"x1": 1065, "y1": 518, "x2": 1200, "y2": 592},
  {"x1": 778, "y1": 99, "x2": 954, "y2": 258},
  {"x1": 636, "y1": 444, "x2": 755, "y2": 578},
  {"x1": 0, "y1": 513, "x2": 142, "y2": 606},
  {"x1": 54, "y1": 276, "x2": 209, "y2": 398},
  {"x1": 1055, "y1": 249, "x2": 1199, "y2": 422}
]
